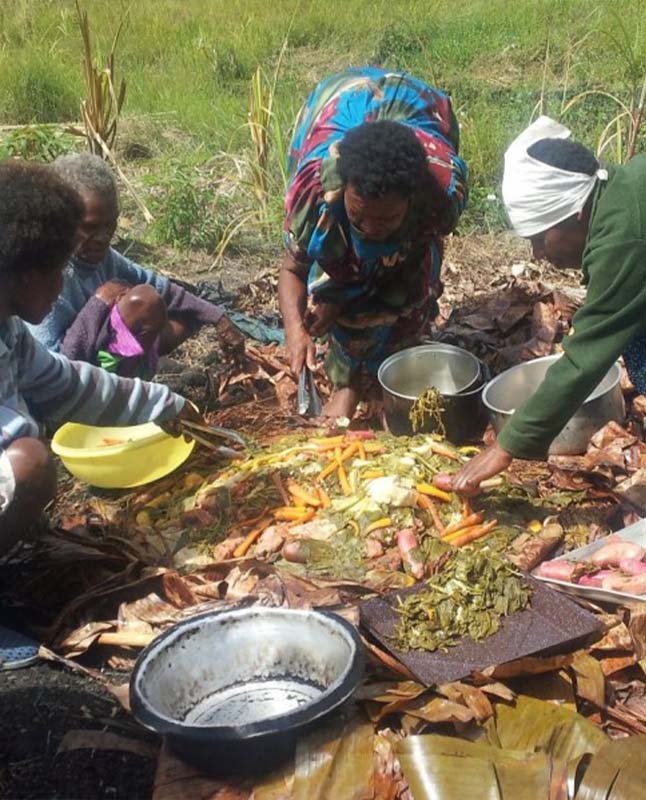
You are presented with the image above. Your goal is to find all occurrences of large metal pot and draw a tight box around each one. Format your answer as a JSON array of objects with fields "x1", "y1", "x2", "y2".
[
  {"x1": 378, "y1": 344, "x2": 487, "y2": 443},
  {"x1": 482, "y1": 354, "x2": 625, "y2": 455},
  {"x1": 130, "y1": 607, "x2": 364, "y2": 775}
]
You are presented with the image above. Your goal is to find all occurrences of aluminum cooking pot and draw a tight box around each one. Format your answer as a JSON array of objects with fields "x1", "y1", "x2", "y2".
[
  {"x1": 130, "y1": 606, "x2": 364, "y2": 775},
  {"x1": 482, "y1": 354, "x2": 625, "y2": 455},
  {"x1": 378, "y1": 344, "x2": 487, "y2": 443}
]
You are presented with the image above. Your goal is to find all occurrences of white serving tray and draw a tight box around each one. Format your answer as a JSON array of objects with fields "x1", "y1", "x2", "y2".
[{"x1": 532, "y1": 518, "x2": 646, "y2": 605}]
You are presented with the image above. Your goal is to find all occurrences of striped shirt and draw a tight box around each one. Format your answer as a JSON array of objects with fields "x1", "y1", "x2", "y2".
[{"x1": 0, "y1": 316, "x2": 184, "y2": 450}]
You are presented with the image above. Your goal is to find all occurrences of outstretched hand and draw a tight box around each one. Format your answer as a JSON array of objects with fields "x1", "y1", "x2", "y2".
[
  {"x1": 435, "y1": 442, "x2": 513, "y2": 497},
  {"x1": 160, "y1": 401, "x2": 205, "y2": 439}
]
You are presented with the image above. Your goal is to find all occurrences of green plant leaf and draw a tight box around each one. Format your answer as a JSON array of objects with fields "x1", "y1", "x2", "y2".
[{"x1": 485, "y1": 696, "x2": 607, "y2": 762}]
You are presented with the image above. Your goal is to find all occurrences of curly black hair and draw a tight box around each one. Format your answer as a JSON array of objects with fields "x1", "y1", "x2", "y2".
[
  {"x1": 0, "y1": 159, "x2": 84, "y2": 279},
  {"x1": 528, "y1": 138, "x2": 599, "y2": 175},
  {"x1": 337, "y1": 120, "x2": 429, "y2": 198}
]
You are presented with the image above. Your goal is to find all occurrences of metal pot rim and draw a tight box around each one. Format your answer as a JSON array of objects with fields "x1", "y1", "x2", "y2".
[
  {"x1": 377, "y1": 344, "x2": 481, "y2": 400},
  {"x1": 129, "y1": 606, "x2": 364, "y2": 743},
  {"x1": 482, "y1": 355, "x2": 621, "y2": 415}
]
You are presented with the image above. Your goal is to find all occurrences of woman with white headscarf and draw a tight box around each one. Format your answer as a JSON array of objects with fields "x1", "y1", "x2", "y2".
[{"x1": 438, "y1": 116, "x2": 646, "y2": 496}]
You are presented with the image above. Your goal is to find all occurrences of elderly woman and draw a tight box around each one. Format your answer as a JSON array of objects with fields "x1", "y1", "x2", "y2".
[
  {"x1": 444, "y1": 116, "x2": 646, "y2": 495},
  {"x1": 29, "y1": 153, "x2": 243, "y2": 378},
  {"x1": 0, "y1": 160, "x2": 197, "y2": 667},
  {"x1": 278, "y1": 66, "x2": 468, "y2": 418}
]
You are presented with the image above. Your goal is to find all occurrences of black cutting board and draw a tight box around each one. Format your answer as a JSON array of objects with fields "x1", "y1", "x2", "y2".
[{"x1": 360, "y1": 577, "x2": 603, "y2": 686}]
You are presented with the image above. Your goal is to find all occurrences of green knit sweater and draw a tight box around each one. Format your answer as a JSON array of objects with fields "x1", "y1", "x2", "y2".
[{"x1": 497, "y1": 154, "x2": 646, "y2": 459}]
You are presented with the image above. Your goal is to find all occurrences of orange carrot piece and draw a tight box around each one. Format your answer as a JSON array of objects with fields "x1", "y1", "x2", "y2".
[
  {"x1": 287, "y1": 481, "x2": 322, "y2": 507},
  {"x1": 338, "y1": 441, "x2": 360, "y2": 463},
  {"x1": 364, "y1": 442, "x2": 385, "y2": 454},
  {"x1": 287, "y1": 509, "x2": 316, "y2": 527},
  {"x1": 416, "y1": 493, "x2": 446, "y2": 534},
  {"x1": 233, "y1": 516, "x2": 273, "y2": 557},
  {"x1": 311, "y1": 435, "x2": 346, "y2": 446},
  {"x1": 319, "y1": 455, "x2": 339, "y2": 481},
  {"x1": 338, "y1": 463, "x2": 352, "y2": 496},
  {"x1": 450, "y1": 519, "x2": 498, "y2": 547},
  {"x1": 442, "y1": 511, "x2": 484, "y2": 537},
  {"x1": 274, "y1": 506, "x2": 310, "y2": 521},
  {"x1": 365, "y1": 517, "x2": 392, "y2": 535},
  {"x1": 441, "y1": 523, "x2": 480, "y2": 542},
  {"x1": 318, "y1": 486, "x2": 331, "y2": 508},
  {"x1": 358, "y1": 442, "x2": 367, "y2": 461},
  {"x1": 416, "y1": 483, "x2": 452, "y2": 503},
  {"x1": 271, "y1": 472, "x2": 291, "y2": 506}
]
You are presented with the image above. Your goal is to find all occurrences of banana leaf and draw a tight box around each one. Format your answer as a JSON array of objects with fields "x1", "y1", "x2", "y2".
[
  {"x1": 513, "y1": 670, "x2": 577, "y2": 711},
  {"x1": 397, "y1": 734, "x2": 566, "y2": 800},
  {"x1": 485, "y1": 696, "x2": 607, "y2": 761},
  {"x1": 291, "y1": 712, "x2": 374, "y2": 800},
  {"x1": 570, "y1": 652, "x2": 606, "y2": 708},
  {"x1": 574, "y1": 735, "x2": 646, "y2": 800}
]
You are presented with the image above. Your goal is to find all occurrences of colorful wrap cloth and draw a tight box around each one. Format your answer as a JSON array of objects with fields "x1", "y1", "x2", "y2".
[{"x1": 283, "y1": 66, "x2": 468, "y2": 387}]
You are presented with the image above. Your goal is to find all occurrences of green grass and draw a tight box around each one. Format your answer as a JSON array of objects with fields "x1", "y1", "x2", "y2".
[{"x1": 1, "y1": 0, "x2": 645, "y2": 250}]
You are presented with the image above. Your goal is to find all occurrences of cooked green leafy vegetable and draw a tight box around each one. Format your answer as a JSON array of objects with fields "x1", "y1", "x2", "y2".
[
  {"x1": 392, "y1": 548, "x2": 531, "y2": 652},
  {"x1": 409, "y1": 386, "x2": 445, "y2": 435}
]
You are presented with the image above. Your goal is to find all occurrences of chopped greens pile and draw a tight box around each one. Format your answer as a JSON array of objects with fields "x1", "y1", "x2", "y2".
[{"x1": 393, "y1": 548, "x2": 531, "y2": 652}]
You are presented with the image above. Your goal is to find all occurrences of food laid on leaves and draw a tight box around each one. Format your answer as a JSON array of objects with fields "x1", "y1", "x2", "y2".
[
  {"x1": 392, "y1": 548, "x2": 531, "y2": 652},
  {"x1": 126, "y1": 427, "x2": 617, "y2": 588},
  {"x1": 534, "y1": 534, "x2": 646, "y2": 594}
]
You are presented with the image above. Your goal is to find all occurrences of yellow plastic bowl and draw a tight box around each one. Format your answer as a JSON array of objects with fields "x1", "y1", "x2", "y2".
[{"x1": 51, "y1": 421, "x2": 195, "y2": 489}]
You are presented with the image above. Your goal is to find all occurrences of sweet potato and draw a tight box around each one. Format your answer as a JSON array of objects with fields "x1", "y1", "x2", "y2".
[
  {"x1": 534, "y1": 559, "x2": 575, "y2": 582},
  {"x1": 590, "y1": 541, "x2": 646, "y2": 567}
]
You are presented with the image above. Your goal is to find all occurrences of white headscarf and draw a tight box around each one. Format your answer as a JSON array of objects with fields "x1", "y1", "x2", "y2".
[{"x1": 502, "y1": 115, "x2": 608, "y2": 238}]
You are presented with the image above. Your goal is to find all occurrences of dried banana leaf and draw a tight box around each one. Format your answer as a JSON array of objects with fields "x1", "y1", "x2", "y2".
[
  {"x1": 570, "y1": 652, "x2": 606, "y2": 708},
  {"x1": 485, "y1": 696, "x2": 607, "y2": 761},
  {"x1": 574, "y1": 735, "x2": 646, "y2": 800},
  {"x1": 397, "y1": 735, "x2": 564, "y2": 800}
]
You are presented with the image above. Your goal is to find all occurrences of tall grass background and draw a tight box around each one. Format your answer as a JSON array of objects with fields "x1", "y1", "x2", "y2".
[{"x1": 1, "y1": 0, "x2": 645, "y2": 254}]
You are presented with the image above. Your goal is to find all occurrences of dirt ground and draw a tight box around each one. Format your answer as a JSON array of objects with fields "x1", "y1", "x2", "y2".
[{"x1": 0, "y1": 233, "x2": 584, "y2": 800}]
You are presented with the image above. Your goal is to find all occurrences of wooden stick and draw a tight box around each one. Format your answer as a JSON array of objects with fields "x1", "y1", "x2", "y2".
[{"x1": 97, "y1": 631, "x2": 155, "y2": 648}]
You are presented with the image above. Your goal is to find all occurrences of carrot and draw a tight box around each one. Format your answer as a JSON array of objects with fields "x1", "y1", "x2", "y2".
[
  {"x1": 362, "y1": 469, "x2": 385, "y2": 480},
  {"x1": 426, "y1": 440, "x2": 461, "y2": 461},
  {"x1": 338, "y1": 441, "x2": 360, "y2": 463},
  {"x1": 334, "y1": 445, "x2": 343, "y2": 463},
  {"x1": 311, "y1": 435, "x2": 346, "y2": 446},
  {"x1": 311, "y1": 442, "x2": 344, "y2": 453},
  {"x1": 441, "y1": 523, "x2": 480, "y2": 542},
  {"x1": 287, "y1": 510, "x2": 316, "y2": 527},
  {"x1": 364, "y1": 442, "x2": 385, "y2": 454},
  {"x1": 358, "y1": 442, "x2": 367, "y2": 461},
  {"x1": 233, "y1": 516, "x2": 274, "y2": 557},
  {"x1": 416, "y1": 493, "x2": 446, "y2": 534},
  {"x1": 274, "y1": 506, "x2": 310, "y2": 521},
  {"x1": 365, "y1": 517, "x2": 392, "y2": 535},
  {"x1": 450, "y1": 519, "x2": 499, "y2": 547},
  {"x1": 318, "y1": 486, "x2": 331, "y2": 508},
  {"x1": 271, "y1": 472, "x2": 291, "y2": 506},
  {"x1": 462, "y1": 499, "x2": 474, "y2": 518},
  {"x1": 416, "y1": 483, "x2": 452, "y2": 503},
  {"x1": 348, "y1": 520, "x2": 360, "y2": 535},
  {"x1": 287, "y1": 481, "x2": 322, "y2": 508},
  {"x1": 319, "y1": 455, "x2": 340, "y2": 481},
  {"x1": 338, "y1": 462, "x2": 352, "y2": 496},
  {"x1": 442, "y1": 511, "x2": 484, "y2": 537}
]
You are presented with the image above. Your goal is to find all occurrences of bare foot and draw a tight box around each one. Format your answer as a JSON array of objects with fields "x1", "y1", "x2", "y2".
[{"x1": 321, "y1": 386, "x2": 361, "y2": 419}]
